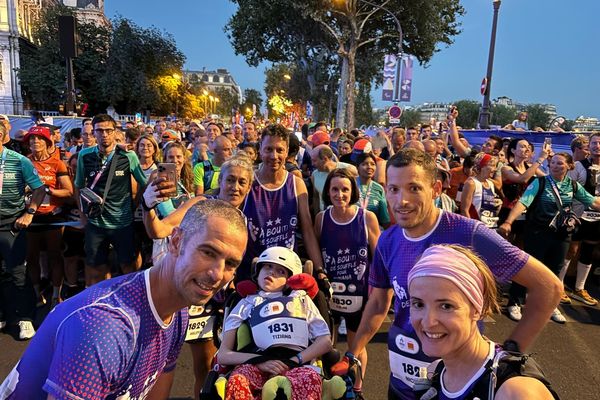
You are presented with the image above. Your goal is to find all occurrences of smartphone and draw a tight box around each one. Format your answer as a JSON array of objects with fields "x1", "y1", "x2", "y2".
[
  {"x1": 157, "y1": 163, "x2": 178, "y2": 197},
  {"x1": 544, "y1": 137, "x2": 552, "y2": 151}
]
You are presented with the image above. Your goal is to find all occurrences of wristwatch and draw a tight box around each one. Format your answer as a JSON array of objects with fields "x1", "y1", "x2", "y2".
[{"x1": 26, "y1": 207, "x2": 37, "y2": 215}]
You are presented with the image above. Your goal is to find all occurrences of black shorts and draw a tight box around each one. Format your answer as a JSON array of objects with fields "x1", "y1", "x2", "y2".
[
  {"x1": 332, "y1": 308, "x2": 365, "y2": 333},
  {"x1": 63, "y1": 228, "x2": 85, "y2": 258},
  {"x1": 572, "y1": 219, "x2": 600, "y2": 242},
  {"x1": 84, "y1": 223, "x2": 135, "y2": 267}
]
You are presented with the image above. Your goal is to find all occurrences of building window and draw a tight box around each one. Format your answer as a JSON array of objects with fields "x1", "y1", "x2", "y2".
[
  {"x1": 212, "y1": 75, "x2": 219, "y2": 83},
  {"x1": 224, "y1": 76, "x2": 230, "y2": 83},
  {"x1": 202, "y1": 74, "x2": 208, "y2": 82}
]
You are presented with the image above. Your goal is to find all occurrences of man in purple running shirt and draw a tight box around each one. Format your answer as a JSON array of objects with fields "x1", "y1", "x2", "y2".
[
  {"x1": 0, "y1": 200, "x2": 248, "y2": 400},
  {"x1": 337, "y1": 149, "x2": 562, "y2": 400}
]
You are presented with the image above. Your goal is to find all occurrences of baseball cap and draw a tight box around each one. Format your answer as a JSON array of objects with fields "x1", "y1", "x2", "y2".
[
  {"x1": 353, "y1": 138, "x2": 373, "y2": 153},
  {"x1": 161, "y1": 129, "x2": 179, "y2": 141},
  {"x1": 0, "y1": 114, "x2": 8, "y2": 121},
  {"x1": 311, "y1": 131, "x2": 330, "y2": 146},
  {"x1": 23, "y1": 126, "x2": 53, "y2": 145}
]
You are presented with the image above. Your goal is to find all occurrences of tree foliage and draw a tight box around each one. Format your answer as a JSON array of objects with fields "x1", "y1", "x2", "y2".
[
  {"x1": 398, "y1": 108, "x2": 422, "y2": 128},
  {"x1": 452, "y1": 100, "x2": 480, "y2": 129},
  {"x1": 102, "y1": 17, "x2": 185, "y2": 115},
  {"x1": 19, "y1": 4, "x2": 111, "y2": 113},
  {"x1": 227, "y1": 0, "x2": 465, "y2": 129},
  {"x1": 354, "y1": 82, "x2": 375, "y2": 126},
  {"x1": 241, "y1": 89, "x2": 263, "y2": 117},
  {"x1": 524, "y1": 104, "x2": 552, "y2": 130},
  {"x1": 19, "y1": 7, "x2": 186, "y2": 116},
  {"x1": 490, "y1": 104, "x2": 515, "y2": 127}
]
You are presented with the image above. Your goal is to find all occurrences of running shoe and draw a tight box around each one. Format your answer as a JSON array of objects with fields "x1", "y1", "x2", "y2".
[
  {"x1": 570, "y1": 289, "x2": 598, "y2": 306},
  {"x1": 507, "y1": 305, "x2": 522, "y2": 321},
  {"x1": 18, "y1": 321, "x2": 36, "y2": 340},
  {"x1": 550, "y1": 308, "x2": 566, "y2": 324},
  {"x1": 560, "y1": 292, "x2": 572, "y2": 304}
]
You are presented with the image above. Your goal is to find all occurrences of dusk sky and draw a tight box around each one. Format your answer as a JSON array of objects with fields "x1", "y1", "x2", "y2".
[{"x1": 105, "y1": 1, "x2": 599, "y2": 119}]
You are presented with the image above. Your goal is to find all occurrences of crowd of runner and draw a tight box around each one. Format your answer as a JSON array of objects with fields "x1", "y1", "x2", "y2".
[{"x1": 1, "y1": 105, "x2": 596, "y2": 399}]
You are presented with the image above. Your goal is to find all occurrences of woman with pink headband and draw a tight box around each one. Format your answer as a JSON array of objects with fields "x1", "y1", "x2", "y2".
[
  {"x1": 460, "y1": 153, "x2": 502, "y2": 229},
  {"x1": 408, "y1": 245, "x2": 557, "y2": 399}
]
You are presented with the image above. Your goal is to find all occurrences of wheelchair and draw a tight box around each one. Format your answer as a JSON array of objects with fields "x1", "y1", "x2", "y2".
[{"x1": 200, "y1": 259, "x2": 360, "y2": 400}]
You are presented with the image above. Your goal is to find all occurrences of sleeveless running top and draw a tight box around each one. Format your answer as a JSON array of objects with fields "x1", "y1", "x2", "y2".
[
  {"x1": 320, "y1": 206, "x2": 369, "y2": 313},
  {"x1": 240, "y1": 171, "x2": 298, "y2": 280},
  {"x1": 467, "y1": 178, "x2": 499, "y2": 228}
]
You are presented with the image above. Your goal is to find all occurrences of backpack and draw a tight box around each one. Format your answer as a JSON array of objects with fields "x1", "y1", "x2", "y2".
[{"x1": 426, "y1": 349, "x2": 560, "y2": 399}]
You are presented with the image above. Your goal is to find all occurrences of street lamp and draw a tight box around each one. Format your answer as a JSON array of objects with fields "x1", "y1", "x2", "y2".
[
  {"x1": 479, "y1": 0, "x2": 502, "y2": 129},
  {"x1": 283, "y1": 74, "x2": 292, "y2": 80}
]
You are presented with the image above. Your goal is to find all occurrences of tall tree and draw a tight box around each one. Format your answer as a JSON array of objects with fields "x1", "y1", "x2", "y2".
[
  {"x1": 452, "y1": 100, "x2": 480, "y2": 128},
  {"x1": 102, "y1": 17, "x2": 185, "y2": 115},
  {"x1": 241, "y1": 88, "x2": 263, "y2": 118},
  {"x1": 398, "y1": 108, "x2": 422, "y2": 128},
  {"x1": 524, "y1": 104, "x2": 552, "y2": 130},
  {"x1": 490, "y1": 104, "x2": 515, "y2": 127},
  {"x1": 354, "y1": 82, "x2": 375, "y2": 126},
  {"x1": 307, "y1": 0, "x2": 465, "y2": 129},
  {"x1": 227, "y1": 0, "x2": 337, "y2": 120}
]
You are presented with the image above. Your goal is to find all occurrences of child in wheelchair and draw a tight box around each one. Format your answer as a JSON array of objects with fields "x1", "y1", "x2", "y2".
[{"x1": 216, "y1": 246, "x2": 337, "y2": 400}]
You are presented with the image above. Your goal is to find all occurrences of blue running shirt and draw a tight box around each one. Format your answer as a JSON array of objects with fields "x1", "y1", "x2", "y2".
[
  {"x1": 0, "y1": 270, "x2": 187, "y2": 400},
  {"x1": 369, "y1": 211, "x2": 528, "y2": 399}
]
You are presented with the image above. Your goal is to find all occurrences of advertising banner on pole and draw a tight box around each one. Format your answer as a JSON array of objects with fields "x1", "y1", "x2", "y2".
[
  {"x1": 382, "y1": 54, "x2": 397, "y2": 101},
  {"x1": 400, "y1": 56, "x2": 413, "y2": 102}
]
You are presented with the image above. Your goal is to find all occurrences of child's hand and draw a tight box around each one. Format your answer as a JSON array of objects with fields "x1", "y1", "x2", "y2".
[{"x1": 257, "y1": 360, "x2": 289, "y2": 376}]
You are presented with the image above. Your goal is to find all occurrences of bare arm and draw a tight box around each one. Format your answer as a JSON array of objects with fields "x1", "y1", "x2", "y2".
[
  {"x1": 501, "y1": 161, "x2": 545, "y2": 184},
  {"x1": 459, "y1": 179, "x2": 475, "y2": 218},
  {"x1": 348, "y1": 287, "x2": 394, "y2": 356},
  {"x1": 15, "y1": 186, "x2": 46, "y2": 229},
  {"x1": 508, "y1": 255, "x2": 562, "y2": 350},
  {"x1": 51, "y1": 175, "x2": 74, "y2": 198},
  {"x1": 143, "y1": 196, "x2": 205, "y2": 239},
  {"x1": 294, "y1": 334, "x2": 332, "y2": 364},
  {"x1": 365, "y1": 210, "x2": 380, "y2": 255},
  {"x1": 295, "y1": 176, "x2": 325, "y2": 271},
  {"x1": 145, "y1": 370, "x2": 175, "y2": 400},
  {"x1": 447, "y1": 109, "x2": 470, "y2": 157},
  {"x1": 497, "y1": 201, "x2": 527, "y2": 236},
  {"x1": 495, "y1": 376, "x2": 554, "y2": 400}
]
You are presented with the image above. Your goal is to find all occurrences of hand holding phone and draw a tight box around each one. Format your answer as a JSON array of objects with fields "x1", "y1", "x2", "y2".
[
  {"x1": 157, "y1": 163, "x2": 178, "y2": 198},
  {"x1": 543, "y1": 137, "x2": 552, "y2": 152}
]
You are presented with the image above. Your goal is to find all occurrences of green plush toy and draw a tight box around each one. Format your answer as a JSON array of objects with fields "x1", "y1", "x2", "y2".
[
  {"x1": 322, "y1": 375, "x2": 347, "y2": 400},
  {"x1": 262, "y1": 375, "x2": 292, "y2": 400}
]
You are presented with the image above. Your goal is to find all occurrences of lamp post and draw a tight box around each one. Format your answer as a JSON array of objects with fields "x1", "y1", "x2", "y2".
[
  {"x1": 202, "y1": 90, "x2": 209, "y2": 116},
  {"x1": 478, "y1": 0, "x2": 502, "y2": 129}
]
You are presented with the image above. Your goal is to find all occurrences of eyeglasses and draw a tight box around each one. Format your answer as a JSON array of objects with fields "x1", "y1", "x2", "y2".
[{"x1": 94, "y1": 128, "x2": 115, "y2": 135}]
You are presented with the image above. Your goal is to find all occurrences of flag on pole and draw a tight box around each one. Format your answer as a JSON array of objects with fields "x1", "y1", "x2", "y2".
[
  {"x1": 382, "y1": 54, "x2": 397, "y2": 101},
  {"x1": 400, "y1": 56, "x2": 413, "y2": 102}
]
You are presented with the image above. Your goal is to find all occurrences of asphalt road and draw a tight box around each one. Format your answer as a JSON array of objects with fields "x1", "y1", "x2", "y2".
[{"x1": 1, "y1": 278, "x2": 599, "y2": 400}]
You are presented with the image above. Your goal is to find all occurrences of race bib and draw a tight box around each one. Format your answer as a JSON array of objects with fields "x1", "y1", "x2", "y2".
[
  {"x1": 185, "y1": 305, "x2": 215, "y2": 341},
  {"x1": 249, "y1": 296, "x2": 310, "y2": 349},
  {"x1": 480, "y1": 211, "x2": 499, "y2": 228},
  {"x1": 388, "y1": 324, "x2": 435, "y2": 390},
  {"x1": 389, "y1": 351, "x2": 430, "y2": 388},
  {"x1": 581, "y1": 210, "x2": 600, "y2": 222},
  {"x1": 330, "y1": 294, "x2": 363, "y2": 313}
]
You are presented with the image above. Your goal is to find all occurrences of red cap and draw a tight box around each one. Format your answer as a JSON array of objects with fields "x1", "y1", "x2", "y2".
[
  {"x1": 23, "y1": 126, "x2": 53, "y2": 145},
  {"x1": 311, "y1": 131, "x2": 330, "y2": 146},
  {"x1": 353, "y1": 138, "x2": 372, "y2": 153}
]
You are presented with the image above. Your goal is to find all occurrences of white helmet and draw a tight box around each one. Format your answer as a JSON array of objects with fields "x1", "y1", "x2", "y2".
[{"x1": 252, "y1": 246, "x2": 302, "y2": 281}]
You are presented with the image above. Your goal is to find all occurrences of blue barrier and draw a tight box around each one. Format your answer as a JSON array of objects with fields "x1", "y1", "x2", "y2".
[{"x1": 459, "y1": 129, "x2": 591, "y2": 153}]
